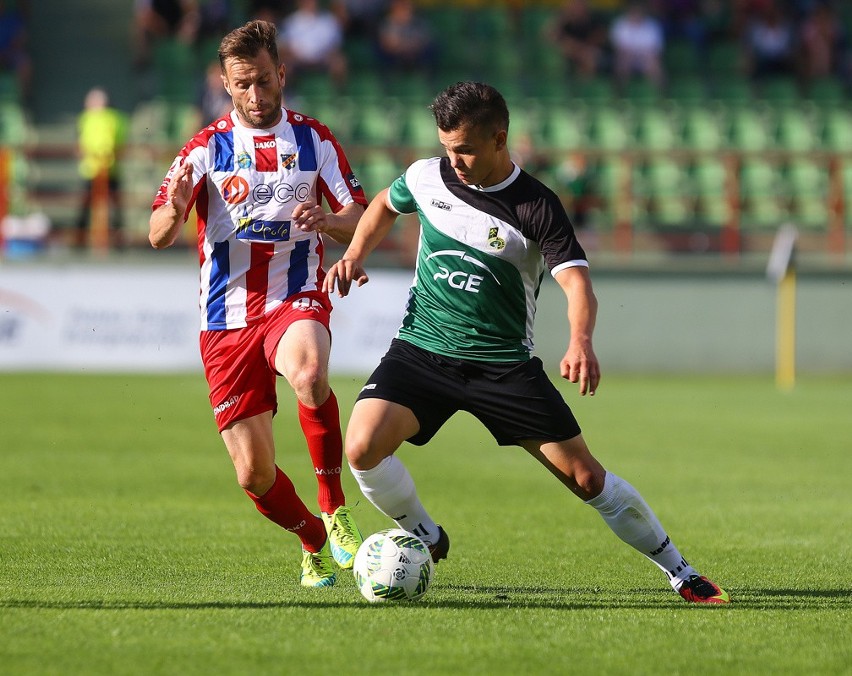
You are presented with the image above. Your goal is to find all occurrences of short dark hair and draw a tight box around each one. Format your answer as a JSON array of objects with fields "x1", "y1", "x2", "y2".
[
  {"x1": 430, "y1": 82, "x2": 510, "y2": 134},
  {"x1": 218, "y1": 20, "x2": 279, "y2": 69}
]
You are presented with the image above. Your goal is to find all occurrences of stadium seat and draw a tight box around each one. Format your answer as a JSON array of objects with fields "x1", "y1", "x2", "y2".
[
  {"x1": 355, "y1": 150, "x2": 402, "y2": 197},
  {"x1": 754, "y1": 77, "x2": 799, "y2": 104},
  {"x1": 681, "y1": 104, "x2": 727, "y2": 151},
  {"x1": 539, "y1": 105, "x2": 590, "y2": 151},
  {"x1": 692, "y1": 157, "x2": 731, "y2": 226},
  {"x1": 634, "y1": 107, "x2": 680, "y2": 150},
  {"x1": 806, "y1": 77, "x2": 846, "y2": 106},
  {"x1": 351, "y1": 100, "x2": 403, "y2": 145},
  {"x1": 729, "y1": 106, "x2": 775, "y2": 151},
  {"x1": 400, "y1": 103, "x2": 439, "y2": 151},
  {"x1": 776, "y1": 106, "x2": 821, "y2": 152},
  {"x1": 588, "y1": 105, "x2": 632, "y2": 150},
  {"x1": 823, "y1": 109, "x2": 852, "y2": 151}
]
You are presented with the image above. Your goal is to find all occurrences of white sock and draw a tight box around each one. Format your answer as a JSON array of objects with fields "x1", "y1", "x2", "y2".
[
  {"x1": 586, "y1": 472, "x2": 697, "y2": 588},
  {"x1": 349, "y1": 456, "x2": 441, "y2": 545}
]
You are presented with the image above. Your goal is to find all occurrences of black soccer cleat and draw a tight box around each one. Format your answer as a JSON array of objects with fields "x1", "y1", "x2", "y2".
[{"x1": 428, "y1": 525, "x2": 450, "y2": 564}]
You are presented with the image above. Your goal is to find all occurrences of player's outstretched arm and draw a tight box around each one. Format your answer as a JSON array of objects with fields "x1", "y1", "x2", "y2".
[
  {"x1": 149, "y1": 161, "x2": 194, "y2": 249},
  {"x1": 554, "y1": 265, "x2": 601, "y2": 396},
  {"x1": 324, "y1": 189, "x2": 399, "y2": 297}
]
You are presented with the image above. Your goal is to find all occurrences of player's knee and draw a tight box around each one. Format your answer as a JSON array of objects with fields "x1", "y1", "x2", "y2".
[
  {"x1": 287, "y1": 364, "x2": 329, "y2": 404},
  {"x1": 574, "y1": 464, "x2": 606, "y2": 500},
  {"x1": 235, "y1": 465, "x2": 276, "y2": 495}
]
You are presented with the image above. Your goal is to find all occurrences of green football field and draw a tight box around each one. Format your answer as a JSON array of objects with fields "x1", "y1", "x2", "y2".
[{"x1": 1, "y1": 372, "x2": 849, "y2": 675}]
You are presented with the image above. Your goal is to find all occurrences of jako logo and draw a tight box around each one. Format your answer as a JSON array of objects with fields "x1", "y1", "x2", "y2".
[
  {"x1": 254, "y1": 140, "x2": 276, "y2": 149},
  {"x1": 286, "y1": 519, "x2": 307, "y2": 532},
  {"x1": 315, "y1": 467, "x2": 342, "y2": 475},
  {"x1": 213, "y1": 395, "x2": 240, "y2": 416}
]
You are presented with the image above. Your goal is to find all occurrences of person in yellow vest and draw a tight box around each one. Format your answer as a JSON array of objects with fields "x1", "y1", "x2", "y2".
[{"x1": 74, "y1": 87, "x2": 128, "y2": 250}]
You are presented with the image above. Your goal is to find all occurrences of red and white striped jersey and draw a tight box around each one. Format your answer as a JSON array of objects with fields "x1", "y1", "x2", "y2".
[{"x1": 153, "y1": 108, "x2": 367, "y2": 331}]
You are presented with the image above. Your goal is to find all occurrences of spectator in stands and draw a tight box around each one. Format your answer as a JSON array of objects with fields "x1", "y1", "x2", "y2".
[
  {"x1": 0, "y1": 0, "x2": 31, "y2": 104},
  {"x1": 743, "y1": 2, "x2": 795, "y2": 80},
  {"x1": 656, "y1": 0, "x2": 710, "y2": 52},
  {"x1": 548, "y1": 0, "x2": 609, "y2": 79},
  {"x1": 74, "y1": 87, "x2": 128, "y2": 250},
  {"x1": 374, "y1": 0, "x2": 436, "y2": 77},
  {"x1": 334, "y1": 0, "x2": 388, "y2": 40},
  {"x1": 133, "y1": 0, "x2": 200, "y2": 69},
  {"x1": 797, "y1": 2, "x2": 847, "y2": 87},
  {"x1": 278, "y1": 0, "x2": 347, "y2": 90},
  {"x1": 197, "y1": 59, "x2": 233, "y2": 124},
  {"x1": 249, "y1": 0, "x2": 293, "y2": 25},
  {"x1": 610, "y1": 1, "x2": 665, "y2": 93}
]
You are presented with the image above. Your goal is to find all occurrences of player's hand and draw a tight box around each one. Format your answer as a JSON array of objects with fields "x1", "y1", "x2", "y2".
[
  {"x1": 292, "y1": 199, "x2": 327, "y2": 233},
  {"x1": 323, "y1": 258, "x2": 369, "y2": 297},
  {"x1": 560, "y1": 339, "x2": 600, "y2": 396},
  {"x1": 166, "y1": 160, "x2": 194, "y2": 212}
]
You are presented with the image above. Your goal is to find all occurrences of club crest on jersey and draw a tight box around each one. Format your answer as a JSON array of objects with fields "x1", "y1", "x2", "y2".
[
  {"x1": 281, "y1": 153, "x2": 297, "y2": 170},
  {"x1": 237, "y1": 151, "x2": 252, "y2": 169},
  {"x1": 431, "y1": 199, "x2": 452, "y2": 211},
  {"x1": 487, "y1": 227, "x2": 506, "y2": 250}
]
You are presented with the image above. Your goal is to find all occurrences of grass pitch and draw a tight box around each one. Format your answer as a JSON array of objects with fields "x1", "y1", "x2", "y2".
[{"x1": 0, "y1": 372, "x2": 850, "y2": 675}]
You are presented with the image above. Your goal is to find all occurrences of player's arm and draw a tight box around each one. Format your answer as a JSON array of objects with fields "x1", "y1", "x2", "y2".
[
  {"x1": 323, "y1": 188, "x2": 399, "y2": 297},
  {"x1": 292, "y1": 200, "x2": 365, "y2": 245},
  {"x1": 149, "y1": 161, "x2": 194, "y2": 249},
  {"x1": 554, "y1": 265, "x2": 601, "y2": 396}
]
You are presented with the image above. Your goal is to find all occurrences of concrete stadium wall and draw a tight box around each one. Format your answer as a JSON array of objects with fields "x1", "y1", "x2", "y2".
[
  {"x1": 533, "y1": 270, "x2": 852, "y2": 374},
  {"x1": 1, "y1": 262, "x2": 849, "y2": 374}
]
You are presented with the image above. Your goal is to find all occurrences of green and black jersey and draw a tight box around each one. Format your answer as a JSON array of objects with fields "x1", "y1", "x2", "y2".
[{"x1": 387, "y1": 157, "x2": 588, "y2": 362}]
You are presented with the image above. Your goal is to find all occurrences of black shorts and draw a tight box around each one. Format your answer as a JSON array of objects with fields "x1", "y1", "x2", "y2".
[{"x1": 357, "y1": 339, "x2": 582, "y2": 446}]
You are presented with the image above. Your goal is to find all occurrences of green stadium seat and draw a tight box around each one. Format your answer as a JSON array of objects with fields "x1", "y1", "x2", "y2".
[
  {"x1": 666, "y1": 76, "x2": 708, "y2": 105},
  {"x1": 776, "y1": 106, "x2": 820, "y2": 152},
  {"x1": 709, "y1": 76, "x2": 752, "y2": 104},
  {"x1": 754, "y1": 77, "x2": 798, "y2": 104},
  {"x1": 356, "y1": 150, "x2": 402, "y2": 197},
  {"x1": 741, "y1": 196, "x2": 787, "y2": 228},
  {"x1": 663, "y1": 40, "x2": 700, "y2": 77},
  {"x1": 588, "y1": 105, "x2": 631, "y2": 150},
  {"x1": 729, "y1": 106, "x2": 775, "y2": 151},
  {"x1": 806, "y1": 77, "x2": 846, "y2": 106},
  {"x1": 400, "y1": 103, "x2": 439, "y2": 151},
  {"x1": 823, "y1": 109, "x2": 852, "y2": 151},
  {"x1": 351, "y1": 100, "x2": 403, "y2": 145},
  {"x1": 539, "y1": 105, "x2": 590, "y2": 150},
  {"x1": 681, "y1": 104, "x2": 727, "y2": 151},
  {"x1": 634, "y1": 107, "x2": 680, "y2": 150}
]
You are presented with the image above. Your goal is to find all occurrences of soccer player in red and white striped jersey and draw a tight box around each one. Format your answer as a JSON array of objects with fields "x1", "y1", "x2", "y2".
[{"x1": 149, "y1": 20, "x2": 367, "y2": 588}]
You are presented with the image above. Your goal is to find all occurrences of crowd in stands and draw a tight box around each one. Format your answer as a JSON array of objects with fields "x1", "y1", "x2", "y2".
[
  {"x1": 5, "y1": 1, "x2": 852, "y2": 252},
  {"x1": 549, "y1": 0, "x2": 851, "y2": 99}
]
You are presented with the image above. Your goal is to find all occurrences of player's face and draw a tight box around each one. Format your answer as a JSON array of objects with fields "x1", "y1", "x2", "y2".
[
  {"x1": 222, "y1": 50, "x2": 285, "y2": 129},
  {"x1": 438, "y1": 123, "x2": 510, "y2": 188}
]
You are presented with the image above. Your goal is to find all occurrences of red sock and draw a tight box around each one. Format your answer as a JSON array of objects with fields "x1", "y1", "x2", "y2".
[
  {"x1": 298, "y1": 390, "x2": 345, "y2": 514},
  {"x1": 245, "y1": 466, "x2": 327, "y2": 552}
]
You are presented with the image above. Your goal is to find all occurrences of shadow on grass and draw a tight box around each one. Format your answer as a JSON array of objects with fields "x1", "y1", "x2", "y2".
[{"x1": 1, "y1": 586, "x2": 849, "y2": 611}]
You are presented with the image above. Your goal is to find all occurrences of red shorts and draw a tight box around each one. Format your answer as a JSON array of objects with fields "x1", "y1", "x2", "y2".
[{"x1": 200, "y1": 291, "x2": 332, "y2": 432}]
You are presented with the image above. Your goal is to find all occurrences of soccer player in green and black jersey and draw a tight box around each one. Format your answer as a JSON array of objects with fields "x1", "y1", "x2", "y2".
[{"x1": 324, "y1": 81, "x2": 729, "y2": 604}]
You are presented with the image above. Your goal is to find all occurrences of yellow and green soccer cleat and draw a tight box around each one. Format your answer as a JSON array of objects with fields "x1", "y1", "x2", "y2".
[
  {"x1": 299, "y1": 539, "x2": 337, "y2": 588},
  {"x1": 321, "y1": 506, "x2": 363, "y2": 570}
]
